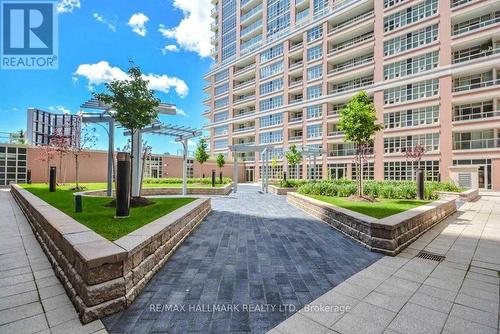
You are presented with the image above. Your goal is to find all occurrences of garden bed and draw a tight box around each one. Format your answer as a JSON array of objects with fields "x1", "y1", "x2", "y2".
[
  {"x1": 84, "y1": 183, "x2": 233, "y2": 197},
  {"x1": 11, "y1": 184, "x2": 211, "y2": 323},
  {"x1": 288, "y1": 192, "x2": 456, "y2": 256}
]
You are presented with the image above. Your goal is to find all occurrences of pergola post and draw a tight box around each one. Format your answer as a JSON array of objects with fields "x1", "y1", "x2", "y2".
[
  {"x1": 233, "y1": 151, "x2": 238, "y2": 193},
  {"x1": 131, "y1": 131, "x2": 142, "y2": 197},
  {"x1": 313, "y1": 155, "x2": 317, "y2": 180},
  {"x1": 182, "y1": 138, "x2": 188, "y2": 196},
  {"x1": 265, "y1": 150, "x2": 269, "y2": 193},
  {"x1": 261, "y1": 148, "x2": 266, "y2": 193},
  {"x1": 107, "y1": 118, "x2": 114, "y2": 197}
]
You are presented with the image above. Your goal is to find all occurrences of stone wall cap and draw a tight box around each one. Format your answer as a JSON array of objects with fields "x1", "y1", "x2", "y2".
[{"x1": 73, "y1": 240, "x2": 127, "y2": 268}]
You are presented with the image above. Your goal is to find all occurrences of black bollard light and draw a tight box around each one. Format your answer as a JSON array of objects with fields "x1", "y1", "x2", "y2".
[
  {"x1": 416, "y1": 169, "x2": 425, "y2": 200},
  {"x1": 211, "y1": 169, "x2": 216, "y2": 187},
  {"x1": 219, "y1": 171, "x2": 223, "y2": 184},
  {"x1": 49, "y1": 167, "x2": 56, "y2": 192},
  {"x1": 75, "y1": 194, "x2": 83, "y2": 213},
  {"x1": 283, "y1": 171, "x2": 287, "y2": 183},
  {"x1": 27, "y1": 169, "x2": 32, "y2": 184},
  {"x1": 116, "y1": 152, "x2": 131, "y2": 218}
]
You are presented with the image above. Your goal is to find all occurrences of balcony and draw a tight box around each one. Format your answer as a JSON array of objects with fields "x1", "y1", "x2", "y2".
[
  {"x1": 241, "y1": 0, "x2": 259, "y2": 11},
  {"x1": 453, "y1": 79, "x2": 499, "y2": 92},
  {"x1": 234, "y1": 125, "x2": 255, "y2": 133},
  {"x1": 453, "y1": 110, "x2": 500, "y2": 122},
  {"x1": 211, "y1": 7, "x2": 217, "y2": 18},
  {"x1": 328, "y1": 32, "x2": 374, "y2": 55},
  {"x1": 241, "y1": 19, "x2": 262, "y2": 38},
  {"x1": 289, "y1": 135, "x2": 303, "y2": 141},
  {"x1": 234, "y1": 108, "x2": 256, "y2": 118},
  {"x1": 289, "y1": 78, "x2": 303, "y2": 88},
  {"x1": 453, "y1": 15, "x2": 500, "y2": 36},
  {"x1": 241, "y1": 4, "x2": 262, "y2": 24},
  {"x1": 289, "y1": 116, "x2": 303, "y2": 123},
  {"x1": 234, "y1": 63, "x2": 256, "y2": 76},
  {"x1": 452, "y1": 46, "x2": 500, "y2": 64},
  {"x1": 329, "y1": 76, "x2": 374, "y2": 94},
  {"x1": 451, "y1": 0, "x2": 475, "y2": 7},
  {"x1": 289, "y1": 42, "x2": 303, "y2": 53},
  {"x1": 234, "y1": 94, "x2": 255, "y2": 104},
  {"x1": 289, "y1": 60, "x2": 303, "y2": 70},
  {"x1": 328, "y1": 10, "x2": 374, "y2": 35},
  {"x1": 234, "y1": 78, "x2": 256, "y2": 90},
  {"x1": 453, "y1": 138, "x2": 500, "y2": 150},
  {"x1": 241, "y1": 34, "x2": 262, "y2": 53},
  {"x1": 328, "y1": 54, "x2": 374, "y2": 75},
  {"x1": 328, "y1": 131, "x2": 344, "y2": 137},
  {"x1": 289, "y1": 95, "x2": 303, "y2": 104},
  {"x1": 329, "y1": 149, "x2": 356, "y2": 157}
]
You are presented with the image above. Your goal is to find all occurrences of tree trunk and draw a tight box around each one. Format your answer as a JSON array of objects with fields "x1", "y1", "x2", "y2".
[
  {"x1": 360, "y1": 153, "x2": 364, "y2": 197},
  {"x1": 75, "y1": 154, "x2": 79, "y2": 189},
  {"x1": 129, "y1": 130, "x2": 134, "y2": 198}
]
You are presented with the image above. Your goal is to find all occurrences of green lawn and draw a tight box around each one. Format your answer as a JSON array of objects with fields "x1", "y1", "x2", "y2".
[
  {"x1": 21, "y1": 183, "x2": 196, "y2": 241},
  {"x1": 54, "y1": 182, "x2": 227, "y2": 190},
  {"x1": 308, "y1": 195, "x2": 431, "y2": 219}
]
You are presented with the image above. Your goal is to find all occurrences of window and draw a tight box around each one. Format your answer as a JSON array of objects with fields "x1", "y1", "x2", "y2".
[
  {"x1": 307, "y1": 25, "x2": 322, "y2": 42},
  {"x1": 352, "y1": 162, "x2": 374, "y2": 180},
  {"x1": 267, "y1": 0, "x2": 291, "y2": 37},
  {"x1": 260, "y1": 44, "x2": 283, "y2": 63},
  {"x1": 214, "y1": 111, "x2": 229, "y2": 122},
  {"x1": 307, "y1": 124, "x2": 323, "y2": 139},
  {"x1": 384, "y1": 0, "x2": 406, "y2": 9},
  {"x1": 214, "y1": 70, "x2": 229, "y2": 82},
  {"x1": 384, "y1": 79, "x2": 439, "y2": 104},
  {"x1": 384, "y1": 24, "x2": 438, "y2": 56},
  {"x1": 313, "y1": 0, "x2": 328, "y2": 16},
  {"x1": 453, "y1": 101, "x2": 494, "y2": 121},
  {"x1": 214, "y1": 83, "x2": 229, "y2": 96},
  {"x1": 384, "y1": 105, "x2": 439, "y2": 129},
  {"x1": 307, "y1": 105, "x2": 322, "y2": 119},
  {"x1": 307, "y1": 85, "x2": 322, "y2": 99},
  {"x1": 384, "y1": 133, "x2": 440, "y2": 154},
  {"x1": 214, "y1": 125, "x2": 228, "y2": 136},
  {"x1": 259, "y1": 78, "x2": 283, "y2": 95},
  {"x1": 260, "y1": 113, "x2": 283, "y2": 128},
  {"x1": 214, "y1": 96, "x2": 229, "y2": 109},
  {"x1": 259, "y1": 130, "x2": 283, "y2": 144},
  {"x1": 214, "y1": 139, "x2": 228, "y2": 149},
  {"x1": 260, "y1": 95, "x2": 283, "y2": 111},
  {"x1": 307, "y1": 45, "x2": 322, "y2": 62},
  {"x1": 307, "y1": 163, "x2": 323, "y2": 180},
  {"x1": 307, "y1": 65, "x2": 322, "y2": 81},
  {"x1": 384, "y1": 160, "x2": 440, "y2": 181},
  {"x1": 260, "y1": 60, "x2": 283, "y2": 79},
  {"x1": 384, "y1": 0, "x2": 438, "y2": 32},
  {"x1": 221, "y1": 0, "x2": 237, "y2": 61},
  {"x1": 384, "y1": 51, "x2": 439, "y2": 80}
]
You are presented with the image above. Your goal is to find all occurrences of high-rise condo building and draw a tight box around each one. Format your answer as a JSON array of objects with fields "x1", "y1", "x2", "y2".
[{"x1": 204, "y1": 0, "x2": 500, "y2": 190}]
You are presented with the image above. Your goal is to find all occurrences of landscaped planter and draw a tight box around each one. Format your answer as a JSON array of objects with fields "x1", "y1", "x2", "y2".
[
  {"x1": 268, "y1": 184, "x2": 297, "y2": 195},
  {"x1": 287, "y1": 192, "x2": 456, "y2": 256},
  {"x1": 437, "y1": 188, "x2": 479, "y2": 202},
  {"x1": 83, "y1": 183, "x2": 232, "y2": 197},
  {"x1": 10, "y1": 184, "x2": 211, "y2": 323}
]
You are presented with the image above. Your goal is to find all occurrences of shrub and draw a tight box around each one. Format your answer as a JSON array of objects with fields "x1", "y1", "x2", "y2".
[
  {"x1": 277, "y1": 179, "x2": 307, "y2": 188},
  {"x1": 297, "y1": 179, "x2": 462, "y2": 200},
  {"x1": 143, "y1": 177, "x2": 232, "y2": 185}
]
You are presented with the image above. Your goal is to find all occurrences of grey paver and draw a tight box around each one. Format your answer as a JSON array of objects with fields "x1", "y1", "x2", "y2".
[
  {"x1": 449, "y1": 304, "x2": 498, "y2": 329},
  {"x1": 443, "y1": 316, "x2": 497, "y2": 334}
]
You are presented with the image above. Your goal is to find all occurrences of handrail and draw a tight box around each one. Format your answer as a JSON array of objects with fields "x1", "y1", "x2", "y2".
[
  {"x1": 452, "y1": 47, "x2": 500, "y2": 64},
  {"x1": 453, "y1": 110, "x2": 500, "y2": 121},
  {"x1": 329, "y1": 56, "x2": 374, "y2": 74},
  {"x1": 329, "y1": 79, "x2": 373, "y2": 94},
  {"x1": 241, "y1": 3, "x2": 262, "y2": 23},
  {"x1": 453, "y1": 138, "x2": 500, "y2": 150},
  {"x1": 453, "y1": 16, "x2": 500, "y2": 36},
  {"x1": 329, "y1": 10, "x2": 374, "y2": 34},
  {"x1": 329, "y1": 32, "x2": 374, "y2": 53},
  {"x1": 453, "y1": 79, "x2": 499, "y2": 92}
]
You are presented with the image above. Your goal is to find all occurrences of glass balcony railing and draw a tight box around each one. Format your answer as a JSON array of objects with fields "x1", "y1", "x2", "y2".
[
  {"x1": 329, "y1": 10, "x2": 374, "y2": 34},
  {"x1": 453, "y1": 79, "x2": 499, "y2": 92},
  {"x1": 453, "y1": 110, "x2": 500, "y2": 121},
  {"x1": 453, "y1": 138, "x2": 500, "y2": 150},
  {"x1": 451, "y1": 0, "x2": 474, "y2": 7},
  {"x1": 289, "y1": 135, "x2": 303, "y2": 141},
  {"x1": 329, "y1": 55, "x2": 374, "y2": 74},
  {"x1": 329, "y1": 77, "x2": 374, "y2": 94},
  {"x1": 289, "y1": 116, "x2": 303, "y2": 122},
  {"x1": 234, "y1": 79, "x2": 255, "y2": 89},
  {"x1": 452, "y1": 47, "x2": 500, "y2": 64},
  {"x1": 329, "y1": 32, "x2": 374, "y2": 54},
  {"x1": 453, "y1": 16, "x2": 500, "y2": 36},
  {"x1": 241, "y1": 19, "x2": 262, "y2": 37},
  {"x1": 234, "y1": 126, "x2": 255, "y2": 133},
  {"x1": 241, "y1": 4, "x2": 262, "y2": 23},
  {"x1": 234, "y1": 94, "x2": 255, "y2": 103}
]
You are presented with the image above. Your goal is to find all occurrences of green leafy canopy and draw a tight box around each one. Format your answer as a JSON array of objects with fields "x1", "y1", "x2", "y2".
[
  {"x1": 216, "y1": 153, "x2": 225, "y2": 168},
  {"x1": 285, "y1": 144, "x2": 302, "y2": 165},
  {"x1": 195, "y1": 138, "x2": 210, "y2": 165},
  {"x1": 337, "y1": 91, "x2": 382, "y2": 145}
]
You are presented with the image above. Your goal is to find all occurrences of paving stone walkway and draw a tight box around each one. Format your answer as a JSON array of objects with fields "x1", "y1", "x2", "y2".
[
  {"x1": 103, "y1": 185, "x2": 382, "y2": 333},
  {"x1": 270, "y1": 193, "x2": 500, "y2": 334},
  {"x1": 0, "y1": 189, "x2": 107, "y2": 334}
]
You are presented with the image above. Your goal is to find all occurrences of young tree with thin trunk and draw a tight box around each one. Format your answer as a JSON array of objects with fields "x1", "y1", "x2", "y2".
[
  {"x1": 34, "y1": 145, "x2": 57, "y2": 183},
  {"x1": 194, "y1": 138, "x2": 210, "y2": 178},
  {"x1": 49, "y1": 127, "x2": 71, "y2": 184},
  {"x1": 95, "y1": 64, "x2": 160, "y2": 199},
  {"x1": 216, "y1": 153, "x2": 225, "y2": 182},
  {"x1": 285, "y1": 144, "x2": 302, "y2": 180},
  {"x1": 405, "y1": 144, "x2": 426, "y2": 180},
  {"x1": 69, "y1": 119, "x2": 97, "y2": 190},
  {"x1": 338, "y1": 91, "x2": 382, "y2": 198}
]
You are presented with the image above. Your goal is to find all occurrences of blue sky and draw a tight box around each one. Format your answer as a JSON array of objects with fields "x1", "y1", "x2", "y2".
[{"x1": 0, "y1": 0, "x2": 212, "y2": 154}]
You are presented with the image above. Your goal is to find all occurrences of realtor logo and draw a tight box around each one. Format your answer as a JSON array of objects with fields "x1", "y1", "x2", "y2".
[{"x1": 1, "y1": 1, "x2": 58, "y2": 69}]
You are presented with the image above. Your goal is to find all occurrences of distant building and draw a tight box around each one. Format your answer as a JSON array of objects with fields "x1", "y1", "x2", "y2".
[
  {"x1": 26, "y1": 108, "x2": 80, "y2": 147},
  {"x1": 0, "y1": 144, "x2": 27, "y2": 186}
]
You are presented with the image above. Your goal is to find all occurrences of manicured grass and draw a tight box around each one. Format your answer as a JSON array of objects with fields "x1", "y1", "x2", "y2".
[
  {"x1": 307, "y1": 195, "x2": 431, "y2": 219},
  {"x1": 21, "y1": 183, "x2": 196, "y2": 241}
]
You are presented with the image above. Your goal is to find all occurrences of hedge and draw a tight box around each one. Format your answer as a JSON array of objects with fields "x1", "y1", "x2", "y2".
[{"x1": 143, "y1": 177, "x2": 232, "y2": 185}]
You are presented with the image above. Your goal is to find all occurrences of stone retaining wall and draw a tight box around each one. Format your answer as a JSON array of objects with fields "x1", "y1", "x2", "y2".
[
  {"x1": 268, "y1": 185, "x2": 297, "y2": 195},
  {"x1": 287, "y1": 192, "x2": 456, "y2": 256},
  {"x1": 84, "y1": 184, "x2": 232, "y2": 197},
  {"x1": 10, "y1": 184, "x2": 211, "y2": 323},
  {"x1": 437, "y1": 189, "x2": 479, "y2": 202}
]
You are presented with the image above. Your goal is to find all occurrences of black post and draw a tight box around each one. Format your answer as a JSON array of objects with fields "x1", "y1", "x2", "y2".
[
  {"x1": 417, "y1": 169, "x2": 425, "y2": 200},
  {"x1": 283, "y1": 171, "x2": 287, "y2": 182},
  {"x1": 27, "y1": 169, "x2": 32, "y2": 184},
  {"x1": 116, "y1": 152, "x2": 131, "y2": 218},
  {"x1": 219, "y1": 171, "x2": 223, "y2": 184},
  {"x1": 212, "y1": 170, "x2": 216, "y2": 187},
  {"x1": 49, "y1": 167, "x2": 56, "y2": 192},
  {"x1": 75, "y1": 195, "x2": 82, "y2": 213}
]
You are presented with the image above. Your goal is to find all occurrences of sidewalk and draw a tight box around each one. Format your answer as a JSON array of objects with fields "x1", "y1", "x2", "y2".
[
  {"x1": 0, "y1": 189, "x2": 107, "y2": 334},
  {"x1": 270, "y1": 194, "x2": 500, "y2": 334}
]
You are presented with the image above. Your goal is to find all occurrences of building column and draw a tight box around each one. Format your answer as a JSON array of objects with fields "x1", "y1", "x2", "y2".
[
  {"x1": 373, "y1": 0, "x2": 385, "y2": 181},
  {"x1": 131, "y1": 131, "x2": 142, "y2": 197}
]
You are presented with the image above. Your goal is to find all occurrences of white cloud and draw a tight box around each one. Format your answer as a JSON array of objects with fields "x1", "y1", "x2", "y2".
[
  {"x1": 93, "y1": 13, "x2": 116, "y2": 32},
  {"x1": 159, "y1": 0, "x2": 212, "y2": 57},
  {"x1": 161, "y1": 44, "x2": 179, "y2": 54},
  {"x1": 175, "y1": 108, "x2": 188, "y2": 118},
  {"x1": 128, "y1": 13, "x2": 149, "y2": 37},
  {"x1": 57, "y1": 0, "x2": 80, "y2": 13},
  {"x1": 73, "y1": 61, "x2": 189, "y2": 98},
  {"x1": 49, "y1": 105, "x2": 71, "y2": 114}
]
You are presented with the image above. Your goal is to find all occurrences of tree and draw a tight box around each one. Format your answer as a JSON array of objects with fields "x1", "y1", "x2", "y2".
[
  {"x1": 216, "y1": 153, "x2": 225, "y2": 183},
  {"x1": 285, "y1": 144, "x2": 302, "y2": 180},
  {"x1": 337, "y1": 91, "x2": 382, "y2": 198},
  {"x1": 405, "y1": 144, "x2": 426, "y2": 180},
  {"x1": 271, "y1": 158, "x2": 278, "y2": 179},
  {"x1": 34, "y1": 145, "x2": 57, "y2": 183},
  {"x1": 49, "y1": 127, "x2": 72, "y2": 184},
  {"x1": 69, "y1": 120, "x2": 98, "y2": 190},
  {"x1": 95, "y1": 63, "x2": 160, "y2": 198},
  {"x1": 194, "y1": 138, "x2": 210, "y2": 177}
]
